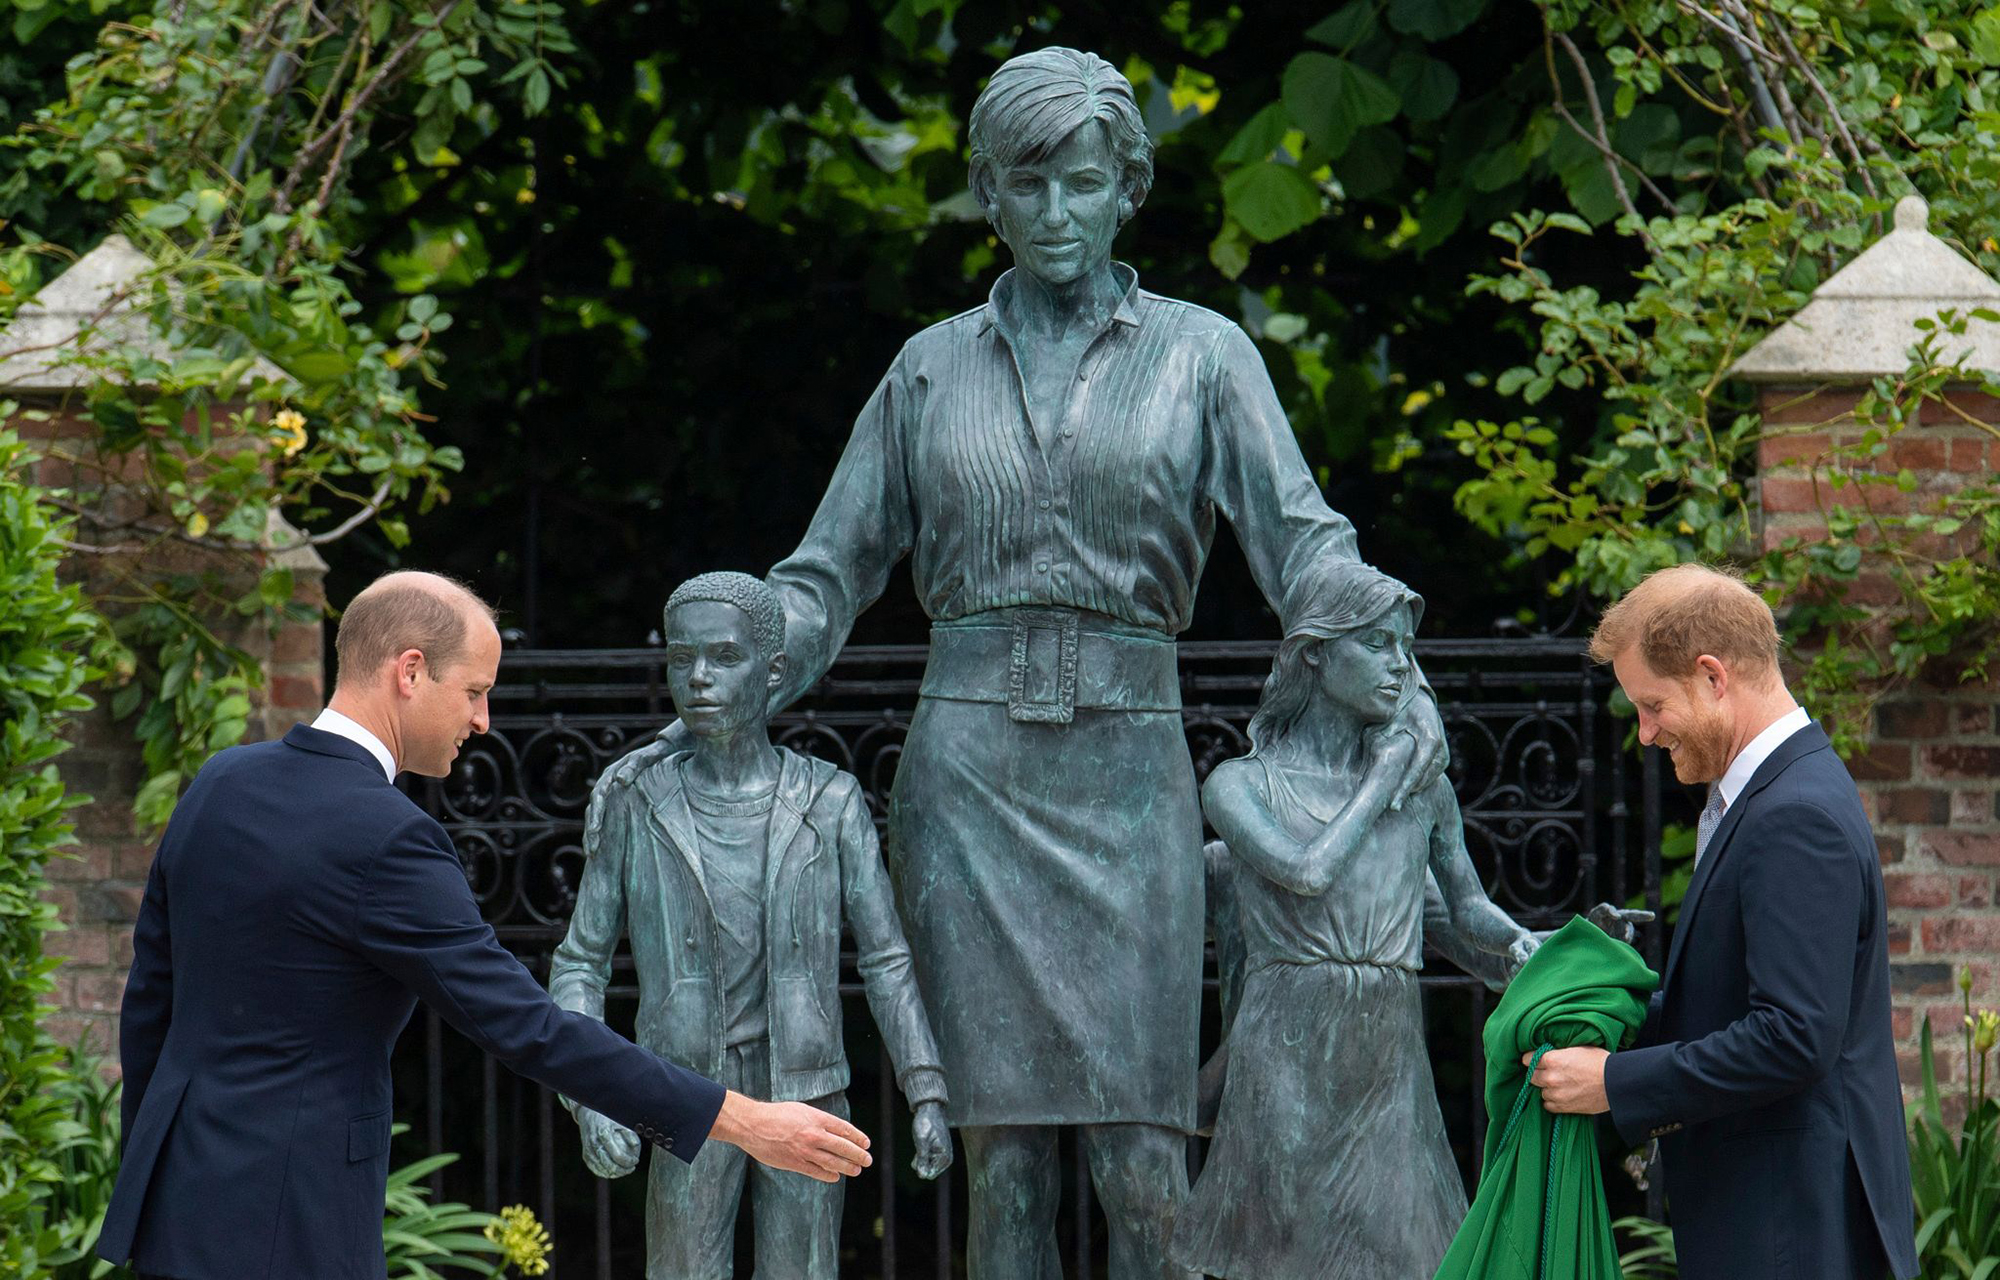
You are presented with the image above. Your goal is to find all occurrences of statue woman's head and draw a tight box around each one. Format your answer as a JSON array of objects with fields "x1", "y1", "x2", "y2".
[
  {"x1": 1245, "y1": 558, "x2": 1423, "y2": 755},
  {"x1": 967, "y1": 48, "x2": 1155, "y2": 287}
]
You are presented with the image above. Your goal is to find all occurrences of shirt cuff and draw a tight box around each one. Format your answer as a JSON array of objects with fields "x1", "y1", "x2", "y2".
[{"x1": 899, "y1": 1066, "x2": 949, "y2": 1109}]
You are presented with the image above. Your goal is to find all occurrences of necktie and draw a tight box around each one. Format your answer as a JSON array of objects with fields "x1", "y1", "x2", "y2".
[{"x1": 1694, "y1": 787, "x2": 1726, "y2": 866}]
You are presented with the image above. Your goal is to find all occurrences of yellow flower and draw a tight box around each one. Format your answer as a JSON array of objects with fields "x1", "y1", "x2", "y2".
[
  {"x1": 484, "y1": 1204, "x2": 553, "y2": 1277},
  {"x1": 1969, "y1": 1009, "x2": 2000, "y2": 1057},
  {"x1": 1962, "y1": 966, "x2": 1976, "y2": 995},
  {"x1": 271, "y1": 408, "x2": 308, "y2": 458}
]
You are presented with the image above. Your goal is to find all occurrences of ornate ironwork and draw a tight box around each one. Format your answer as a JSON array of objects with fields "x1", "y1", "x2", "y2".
[{"x1": 397, "y1": 638, "x2": 1659, "y2": 1278}]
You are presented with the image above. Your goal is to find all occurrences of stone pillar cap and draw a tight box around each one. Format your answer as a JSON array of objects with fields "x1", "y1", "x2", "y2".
[
  {"x1": 0, "y1": 234, "x2": 292, "y2": 393},
  {"x1": 1730, "y1": 193, "x2": 2000, "y2": 383}
]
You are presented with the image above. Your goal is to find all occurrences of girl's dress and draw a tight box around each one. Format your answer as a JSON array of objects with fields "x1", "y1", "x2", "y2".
[{"x1": 1173, "y1": 757, "x2": 1466, "y2": 1280}]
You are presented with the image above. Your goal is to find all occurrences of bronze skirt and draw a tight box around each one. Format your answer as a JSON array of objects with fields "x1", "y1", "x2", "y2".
[{"x1": 886, "y1": 690, "x2": 1203, "y2": 1128}]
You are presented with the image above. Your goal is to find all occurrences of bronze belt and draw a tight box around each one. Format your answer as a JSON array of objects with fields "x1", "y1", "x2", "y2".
[{"x1": 920, "y1": 609, "x2": 1181, "y2": 723}]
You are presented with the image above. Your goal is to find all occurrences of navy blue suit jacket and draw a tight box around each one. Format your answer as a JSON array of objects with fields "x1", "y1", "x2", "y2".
[
  {"x1": 99, "y1": 725, "x2": 727, "y2": 1279},
  {"x1": 1604, "y1": 723, "x2": 1917, "y2": 1279}
]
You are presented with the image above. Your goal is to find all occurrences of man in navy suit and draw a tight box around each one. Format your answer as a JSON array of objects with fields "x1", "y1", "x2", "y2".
[
  {"x1": 1529, "y1": 564, "x2": 1916, "y2": 1279},
  {"x1": 100, "y1": 571, "x2": 872, "y2": 1280}
]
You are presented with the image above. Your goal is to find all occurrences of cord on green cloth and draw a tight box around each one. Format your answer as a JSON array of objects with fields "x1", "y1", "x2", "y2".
[
  {"x1": 1542, "y1": 1114, "x2": 1565, "y2": 1280},
  {"x1": 1491, "y1": 1044, "x2": 1561, "y2": 1280}
]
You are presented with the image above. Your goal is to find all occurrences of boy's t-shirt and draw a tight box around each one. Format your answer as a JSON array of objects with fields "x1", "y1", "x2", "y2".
[{"x1": 685, "y1": 778, "x2": 777, "y2": 1048}]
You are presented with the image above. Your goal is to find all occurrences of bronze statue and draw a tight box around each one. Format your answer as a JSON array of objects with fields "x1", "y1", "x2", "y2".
[
  {"x1": 593, "y1": 49, "x2": 1453, "y2": 1278},
  {"x1": 552, "y1": 572, "x2": 951, "y2": 1279},
  {"x1": 1173, "y1": 557, "x2": 1535, "y2": 1280}
]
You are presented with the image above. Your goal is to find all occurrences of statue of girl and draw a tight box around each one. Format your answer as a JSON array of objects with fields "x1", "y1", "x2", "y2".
[{"x1": 1171, "y1": 558, "x2": 1537, "y2": 1280}]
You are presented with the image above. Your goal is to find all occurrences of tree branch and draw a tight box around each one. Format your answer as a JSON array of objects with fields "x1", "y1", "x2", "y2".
[
  {"x1": 275, "y1": 0, "x2": 464, "y2": 212},
  {"x1": 1549, "y1": 30, "x2": 1664, "y2": 245}
]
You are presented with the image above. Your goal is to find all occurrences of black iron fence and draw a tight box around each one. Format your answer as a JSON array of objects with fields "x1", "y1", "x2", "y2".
[{"x1": 396, "y1": 637, "x2": 1666, "y2": 1277}]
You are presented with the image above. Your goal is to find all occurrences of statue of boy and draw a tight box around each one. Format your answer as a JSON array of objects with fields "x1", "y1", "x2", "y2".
[{"x1": 550, "y1": 571, "x2": 952, "y2": 1279}]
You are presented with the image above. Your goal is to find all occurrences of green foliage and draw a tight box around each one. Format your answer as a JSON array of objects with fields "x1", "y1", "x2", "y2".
[
  {"x1": 1430, "y1": 2, "x2": 2000, "y2": 745},
  {"x1": 381, "y1": 1125, "x2": 516, "y2": 1279},
  {"x1": 1909, "y1": 978, "x2": 2000, "y2": 1277},
  {"x1": 37, "y1": 1037, "x2": 129, "y2": 1280},
  {"x1": 0, "y1": 429, "x2": 117, "y2": 1278},
  {"x1": 1614, "y1": 1214, "x2": 1678, "y2": 1278},
  {"x1": 0, "y1": 0, "x2": 571, "y2": 826}
]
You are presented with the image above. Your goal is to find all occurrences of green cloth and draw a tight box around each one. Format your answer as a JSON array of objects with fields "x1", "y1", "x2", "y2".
[{"x1": 1432, "y1": 916, "x2": 1659, "y2": 1280}]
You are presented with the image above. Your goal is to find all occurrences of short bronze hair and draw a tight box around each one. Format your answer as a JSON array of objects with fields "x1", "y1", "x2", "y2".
[
  {"x1": 1587, "y1": 563, "x2": 1781, "y2": 683},
  {"x1": 333, "y1": 571, "x2": 497, "y2": 688},
  {"x1": 968, "y1": 47, "x2": 1155, "y2": 225}
]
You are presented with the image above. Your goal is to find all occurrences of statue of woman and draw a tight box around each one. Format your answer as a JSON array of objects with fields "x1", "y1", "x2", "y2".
[
  {"x1": 1172, "y1": 557, "x2": 1535, "y2": 1280},
  {"x1": 595, "y1": 47, "x2": 1449, "y2": 1278}
]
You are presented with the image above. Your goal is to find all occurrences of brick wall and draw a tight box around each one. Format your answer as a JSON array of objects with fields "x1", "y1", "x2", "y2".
[
  {"x1": 1756, "y1": 383, "x2": 2000, "y2": 1095},
  {"x1": 22, "y1": 408, "x2": 326, "y2": 1068}
]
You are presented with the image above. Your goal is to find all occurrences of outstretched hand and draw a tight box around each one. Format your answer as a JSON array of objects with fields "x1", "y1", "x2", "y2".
[
  {"x1": 911, "y1": 1101, "x2": 953, "y2": 1180},
  {"x1": 577, "y1": 1106, "x2": 640, "y2": 1179},
  {"x1": 583, "y1": 722, "x2": 689, "y2": 845},
  {"x1": 1585, "y1": 902, "x2": 1655, "y2": 946},
  {"x1": 710, "y1": 1093, "x2": 872, "y2": 1183}
]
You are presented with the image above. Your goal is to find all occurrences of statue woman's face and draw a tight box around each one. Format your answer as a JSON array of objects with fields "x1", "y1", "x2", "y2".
[
  {"x1": 989, "y1": 120, "x2": 1123, "y2": 288},
  {"x1": 1311, "y1": 608, "x2": 1415, "y2": 725}
]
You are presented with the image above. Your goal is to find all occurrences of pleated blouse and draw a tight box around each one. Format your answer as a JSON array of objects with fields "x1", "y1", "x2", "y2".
[{"x1": 767, "y1": 264, "x2": 1360, "y2": 704}]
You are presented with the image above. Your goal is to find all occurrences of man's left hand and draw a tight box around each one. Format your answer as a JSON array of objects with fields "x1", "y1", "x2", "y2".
[
  {"x1": 1524, "y1": 1046, "x2": 1610, "y2": 1114},
  {"x1": 1390, "y1": 688, "x2": 1449, "y2": 811}
]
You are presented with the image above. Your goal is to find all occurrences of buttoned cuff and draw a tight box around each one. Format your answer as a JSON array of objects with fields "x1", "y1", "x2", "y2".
[{"x1": 899, "y1": 1067, "x2": 949, "y2": 1109}]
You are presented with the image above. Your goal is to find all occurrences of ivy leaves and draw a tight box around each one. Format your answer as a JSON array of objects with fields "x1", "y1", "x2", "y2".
[{"x1": 1209, "y1": 0, "x2": 1493, "y2": 274}]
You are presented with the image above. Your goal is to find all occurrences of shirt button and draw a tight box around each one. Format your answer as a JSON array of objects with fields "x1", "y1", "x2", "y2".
[
  {"x1": 1062, "y1": 428, "x2": 1075, "y2": 438},
  {"x1": 1035, "y1": 562, "x2": 1049, "y2": 573},
  {"x1": 1038, "y1": 499, "x2": 1051, "y2": 510}
]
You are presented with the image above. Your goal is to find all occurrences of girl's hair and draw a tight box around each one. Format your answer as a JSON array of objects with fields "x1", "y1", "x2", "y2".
[{"x1": 1244, "y1": 560, "x2": 1422, "y2": 755}]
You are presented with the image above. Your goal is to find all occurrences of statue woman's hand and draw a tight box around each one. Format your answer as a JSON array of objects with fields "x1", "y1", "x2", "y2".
[
  {"x1": 583, "y1": 720, "x2": 691, "y2": 845},
  {"x1": 1388, "y1": 690, "x2": 1449, "y2": 812}
]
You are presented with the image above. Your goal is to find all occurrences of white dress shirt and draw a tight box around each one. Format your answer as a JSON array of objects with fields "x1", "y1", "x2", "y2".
[
  {"x1": 310, "y1": 707, "x2": 397, "y2": 782},
  {"x1": 1716, "y1": 704, "x2": 1812, "y2": 813}
]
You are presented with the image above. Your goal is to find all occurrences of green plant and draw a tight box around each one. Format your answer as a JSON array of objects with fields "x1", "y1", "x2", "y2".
[
  {"x1": 40, "y1": 1036, "x2": 130, "y2": 1280},
  {"x1": 383, "y1": 1124, "x2": 547, "y2": 1279},
  {"x1": 1440, "y1": 2, "x2": 2000, "y2": 750},
  {"x1": 0, "y1": 0, "x2": 581, "y2": 829},
  {"x1": 1909, "y1": 970, "x2": 2000, "y2": 1278},
  {"x1": 1615, "y1": 1213, "x2": 1678, "y2": 1278},
  {"x1": 0, "y1": 427, "x2": 119, "y2": 1279}
]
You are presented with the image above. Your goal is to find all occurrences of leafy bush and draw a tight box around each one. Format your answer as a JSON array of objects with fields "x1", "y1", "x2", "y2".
[
  {"x1": 0, "y1": 427, "x2": 117, "y2": 1277},
  {"x1": 1910, "y1": 973, "x2": 2000, "y2": 1277},
  {"x1": 1615, "y1": 1214, "x2": 1678, "y2": 1279}
]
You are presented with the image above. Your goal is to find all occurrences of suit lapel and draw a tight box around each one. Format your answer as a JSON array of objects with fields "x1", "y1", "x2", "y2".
[{"x1": 1661, "y1": 722, "x2": 1832, "y2": 988}]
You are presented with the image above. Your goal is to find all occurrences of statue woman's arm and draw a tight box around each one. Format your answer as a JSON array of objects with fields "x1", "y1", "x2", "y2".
[
  {"x1": 1200, "y1": 323, "x2": 1447, "y2": 807},
  {"x1": 764, "y1": 349, "x2": 920, "y2": 710},
  {"x1": 1426, "y1": 780, "x2": 1535, "y2": 962},
  {"x1": 585, "y1": 354, "x2": 918, "y2": 830}
]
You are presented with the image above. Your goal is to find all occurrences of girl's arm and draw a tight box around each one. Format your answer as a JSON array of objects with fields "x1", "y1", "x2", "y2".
[
  {"x1": 1426, "y1": 779, "x2": 1535, "y2": 959},
  {"x1": 1203, "y1": 735, "x2": 1410, "y2": 897}
]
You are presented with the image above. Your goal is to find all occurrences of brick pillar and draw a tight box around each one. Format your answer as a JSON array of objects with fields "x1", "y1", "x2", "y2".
[
  {"x1": 1756, "y1": 384, "x2": 1999, "y2": 1094},
  {"x1": 21, "y1": 407, "x2": 328, "y2": 1068}
]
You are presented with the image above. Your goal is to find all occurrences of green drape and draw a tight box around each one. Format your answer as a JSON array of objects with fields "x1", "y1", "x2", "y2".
[{"x1": 1432, "y1": 916, "x2": 1659, "y2": 1280}]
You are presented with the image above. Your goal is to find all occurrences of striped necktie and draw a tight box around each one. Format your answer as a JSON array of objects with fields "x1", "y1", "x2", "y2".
[{"x1": 1694, "y1": 787, "x2": 1726, "y2": 867}]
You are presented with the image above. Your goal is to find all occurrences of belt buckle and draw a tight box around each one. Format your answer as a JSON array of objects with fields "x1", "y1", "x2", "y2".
[{"x1": 1007, "y1": 609, "x2": 1079, "y2": 724}]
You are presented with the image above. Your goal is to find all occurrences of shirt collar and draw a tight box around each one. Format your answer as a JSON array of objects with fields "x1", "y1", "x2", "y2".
[
  {"x1": 311, "y1": 707, "x2": 397, "y2": 782},
  {"x1": 976, "y1": 262, "x2": 1142, "y2": 338},
  {"x1": 1717, "y1": 704, "x2": 1811, "y2": 810}
]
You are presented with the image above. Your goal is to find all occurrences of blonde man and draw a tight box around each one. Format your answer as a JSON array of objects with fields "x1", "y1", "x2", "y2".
[{"x1": 1531, "y1": 564, "x2": 1915, "y2": 1280}]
